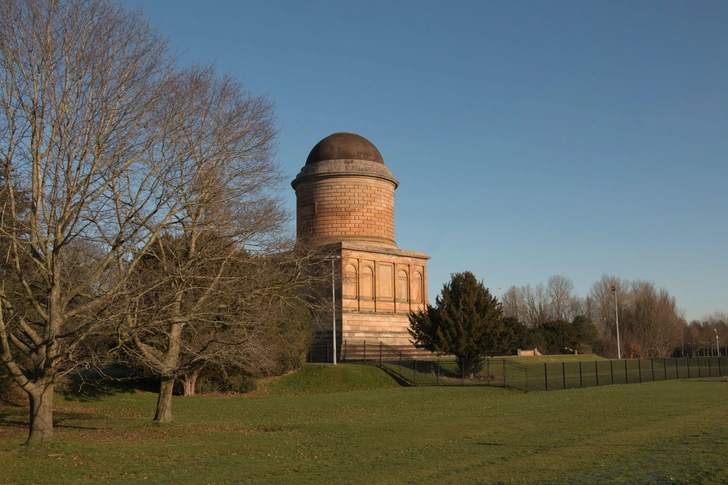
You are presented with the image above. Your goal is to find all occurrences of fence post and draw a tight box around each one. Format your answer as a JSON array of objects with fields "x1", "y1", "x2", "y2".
[
  {"x1": 437, "y1": 356, "x2": 440, "y2": 385},
  {"x1": 414, "y1": 360, "x2": 417, "y2": 384},
  {"x1": 487, "y1": 359, "x2": 491, "y2": 386},
  {"x1": 651, "y1": 359, "x2": 655, "y2": 381},
  {"x1": 399, "y1": 352, "x2": 402, "y2": 377},
  {"x1": 664, "y1": 359, "x2": 667, "y2": 380},
  {"x1": 363, "y1": 340, "x2": 366, "y2": 364},
  {"x1": 675, "y1": 358, "x2": 679, "y2": 379},
  {"x1": 544, "y1": 362, "x2": 548, "y2": 391},
  {"x1": 595, "y1": 361, "x2": 599, "y2": 386},
  {"x1": 562, "y1": 362, "x2": 566, "y2": 390},
  {"x1": 698, "y1": 357, "x2": 701, "y2": 377},
  {"x1": 327, "y1": 341, "x2": 330, "y2": 363},
  {"x1": 462, "y1": 360, "x2": 465, "y2": 385},
  {"x1": 638, "y1": 359, "x2": 642, "y2": 383},
  {"x1": 624, "y1": 359, "x2": 628, "y2": 384},
  {"x1": 610, "y1": 360, "x2": 614, "y2": 385},
  {"x1": 525, "y1": 364, "x2": 529, "y2": 392},
  {"x1": 709, "y1": 358, "x2": 712, "y2": 377},
  {"x1": 719, "y1": 357, "x2": 722, "y2": 377},
  {"x1": 379, "y1": 342, "x2": 383, "y2": 367},
  {"x1": 579, "y1": 361, "x2": 583, "y2": 388},
  {"x1": 687, "y1": 358, "x2": 691, "y2": 378}
]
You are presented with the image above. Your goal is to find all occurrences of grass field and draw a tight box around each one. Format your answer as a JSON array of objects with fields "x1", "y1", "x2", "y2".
[
  {"x1": 1, "y1": 364, "x2": 727, "y2": 484},
  {"x1": 505, "y1": 354, "x2": 606, "y2": 363},
  {"x1": 378, "y1": 355, "x2": 727, "y2": 393}
]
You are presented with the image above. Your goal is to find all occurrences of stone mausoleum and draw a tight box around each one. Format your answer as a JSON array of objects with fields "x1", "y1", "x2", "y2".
[{"x1": 292, "y1": 133, "x2": 429, "y2": 357}]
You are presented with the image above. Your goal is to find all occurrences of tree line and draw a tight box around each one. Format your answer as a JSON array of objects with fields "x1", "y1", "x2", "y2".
[
  {"x1": 502, "y1": 274, "x2": 724, "y2": 359},
  {"x1": 411, "y1": 272, "x2": 726, "y2": 376}
]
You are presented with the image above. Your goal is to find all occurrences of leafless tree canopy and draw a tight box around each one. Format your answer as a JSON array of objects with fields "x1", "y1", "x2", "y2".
[
  {"x1": 587, "y1": 274, "x2": 628, "y2": 339},
  {"x1": 0, "y1": 0, "x2": 309, "y2": 442},
  {"x1": 502, "y1": 273, "x2": 687, "y2": 358},
  {"x1": 0, "y1": 0, "x2": 183, "y2": 444},
  {"x1": 683, "y1": 312, "x2": 727, "y2": 357},
  {"x1": 501, "y1": 276, "x2": 581, "y2": 326},
  {"x1": 619, "y1": 280, "x2": 683, "y2": 358},
  {"x1": 104, "y1": 64, "x2": 317, "y2": 423}
]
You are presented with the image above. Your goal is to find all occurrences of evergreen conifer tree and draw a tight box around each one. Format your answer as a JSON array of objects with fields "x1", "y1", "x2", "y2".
[{"x1": 409, "y1": 271, "x2": 504, "y2": 376}]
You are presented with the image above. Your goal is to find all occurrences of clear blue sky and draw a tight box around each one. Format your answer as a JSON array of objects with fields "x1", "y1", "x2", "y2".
[{"x1": 133, "y1": 0, "x2": 727, "y2": 322}]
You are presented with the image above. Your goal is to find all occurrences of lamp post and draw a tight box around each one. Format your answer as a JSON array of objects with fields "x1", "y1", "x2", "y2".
[
  {"x1": 611, "y1": 285, "x2": 621, "y2": 359},
  {"x1": 716, "y1": 328, "x2": 720, "y2": 357},
  {"x1": 327, "y1": 255, "x2": 341, "y2": 365}
]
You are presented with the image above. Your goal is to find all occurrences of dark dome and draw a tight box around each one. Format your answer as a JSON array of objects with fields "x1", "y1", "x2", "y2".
[{"x1": 305, "y1": 132, "x2": 384, "y2": 165}]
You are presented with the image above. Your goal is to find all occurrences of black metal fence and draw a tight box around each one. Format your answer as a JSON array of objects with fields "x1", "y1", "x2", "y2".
[
  {"x1": 501, "y1": 356, "x2": 727, "y2": 392},
  {"x1": 314, "y1": 341, "x2": 728, "y2": 392},
  {"x1": 307, "y1": 340, "x2": 336, "y2": 363}
]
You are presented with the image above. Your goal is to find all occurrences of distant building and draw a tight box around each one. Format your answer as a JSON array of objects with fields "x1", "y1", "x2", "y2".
[{"x1": 292, "y1": 133, "x2": 430, "y2": 358}]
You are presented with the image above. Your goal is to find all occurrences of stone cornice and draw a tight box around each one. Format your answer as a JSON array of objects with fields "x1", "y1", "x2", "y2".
[
  {"x1": 291, "y1": 159, "x2": 399, "y2": 190},
  {"x1": 319, "y1": 241, "x2": 430, "y2": 260}
]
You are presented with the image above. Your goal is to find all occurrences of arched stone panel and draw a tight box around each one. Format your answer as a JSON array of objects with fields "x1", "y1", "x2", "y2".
[
  {"x1": 397, "y1": 269, "x2": 409, "y2": 301},
  {"x1": 412, "y1": 271, "x2": 423, "y2": 303},
  {"x1": 343, "y1": 264, "x2": 357, "y2": 299},
  {"x1": 361, "y1": 266, "x2": 374, "y2": 300}
]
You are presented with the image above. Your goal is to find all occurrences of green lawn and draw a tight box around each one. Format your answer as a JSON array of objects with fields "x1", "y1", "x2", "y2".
[
  {"x1": 504, "y1": 354, "x2": 606, "y2": 363},
  {"x1": 265, "y1": 363, "x2": 402, "y2": 395},
  {"x1": 1, "y1": 364, "x2": 727, "y2": 484}
]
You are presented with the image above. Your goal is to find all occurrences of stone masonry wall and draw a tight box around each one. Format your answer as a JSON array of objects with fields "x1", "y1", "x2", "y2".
[
  {"x1": 296, "y1": 175, "x2": 396, "y2": 248},
  {"x1": 339, "y1": 245, "x2": 428, "y2": 347}
]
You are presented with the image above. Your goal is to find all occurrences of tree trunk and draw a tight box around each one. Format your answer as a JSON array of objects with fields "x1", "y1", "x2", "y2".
[
  {"x1": 154, "y1": 376, "x2": 174, "y2": 423},
  {"x1": 181, "y1": 371, "x2": 198, "y2": 397},
  {"x1": 26, "y1": 383, "x2": 54, "y2": 445}
]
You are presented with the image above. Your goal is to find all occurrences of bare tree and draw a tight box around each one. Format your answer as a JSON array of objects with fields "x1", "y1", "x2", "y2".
[
  {"x1": 112, "y1": 66, "x2": 320, "y2": 422},
  {"x1": 684, "y1": 312, "x2": 727, "y2": 357},
  {"x1": 119, "y1": 240, "x2": 320, "y2": 419},
  {"x1": 506, "y1": 273, "x2": 690, "y2": 359},
  {"x1": 621, "y1": 280, "x2": 683, "y2": 358},
  {"x1": 503, "y1": 279, "x2": 583, "y2": 327},
  {"x1": 501, "y1": 285, "x2": 524, "y2": 322},
  {"x1": 587, "y1": 274, "x2": 627, "y2": 341},
  {"x1": 0, "y1": 0, "x2": 192, "y2": 444},
  {"x1": 524, "y1": 283, "x2": 550, "y2": 327},
  {"x1": 567, "y1": 294, "x2": 587, "y2": 322},
  {"x1": 546, "y1": 275, "x2": 575, "y2": 321}
]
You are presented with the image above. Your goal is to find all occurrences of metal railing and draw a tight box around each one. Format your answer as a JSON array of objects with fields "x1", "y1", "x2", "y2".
[
  {"x1": 507, "y1": 356, "x2": 727, "y2": 392},
  {"x1": 341, "y1": 341, "x2": 519, "y2": 389},
  {"x1": 312, "y1": 340, "x2": 728, "y2": 392}
]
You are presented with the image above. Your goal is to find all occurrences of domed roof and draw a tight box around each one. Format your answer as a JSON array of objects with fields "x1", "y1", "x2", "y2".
[{"x1": 305, "y1": 132, "x2": 384, "y2": 165}]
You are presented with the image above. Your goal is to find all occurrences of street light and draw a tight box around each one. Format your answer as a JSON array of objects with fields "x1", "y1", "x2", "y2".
[
  {"x1": 326, "y1": 255, "x2": 341, "y2": 365},
  {"x1": 611, "y1": 285, "x2": 621, "y2": 359},
  {"x1": 715, "y1": 328, "x2": 720, "y2": 357}
]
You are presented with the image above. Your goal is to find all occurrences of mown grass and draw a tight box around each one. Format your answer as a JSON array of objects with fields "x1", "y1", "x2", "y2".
[
  {"x1": 379, "y1": 354, "x2": 609, "y2": 387},
  {"x1": 264, "y1": 363, "x2": 402, "y2": 395},
  {"x1": 1, "y1": 364, "x2": 727, "y2": 484},
  {"x1": 504, "y1": 354, "x2": 606, "y2": 363}
]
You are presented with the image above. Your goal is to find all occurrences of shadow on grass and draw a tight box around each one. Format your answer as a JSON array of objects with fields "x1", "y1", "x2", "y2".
[
  {"x1": 61, "y1": 367, "x2": 158, "y2": 402},
  {"x1": 0, "y1": 412, "x2": 103, "y2": 431},
  {"x1": 0, "y1": 414, "x2": 27, "y2": 428},
  {"x1": 375, "y1": 365, "x2": 414, "y2": 387},
  {"x1": 53, "y1": 412, "x2": 103, "y2": 430}
]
